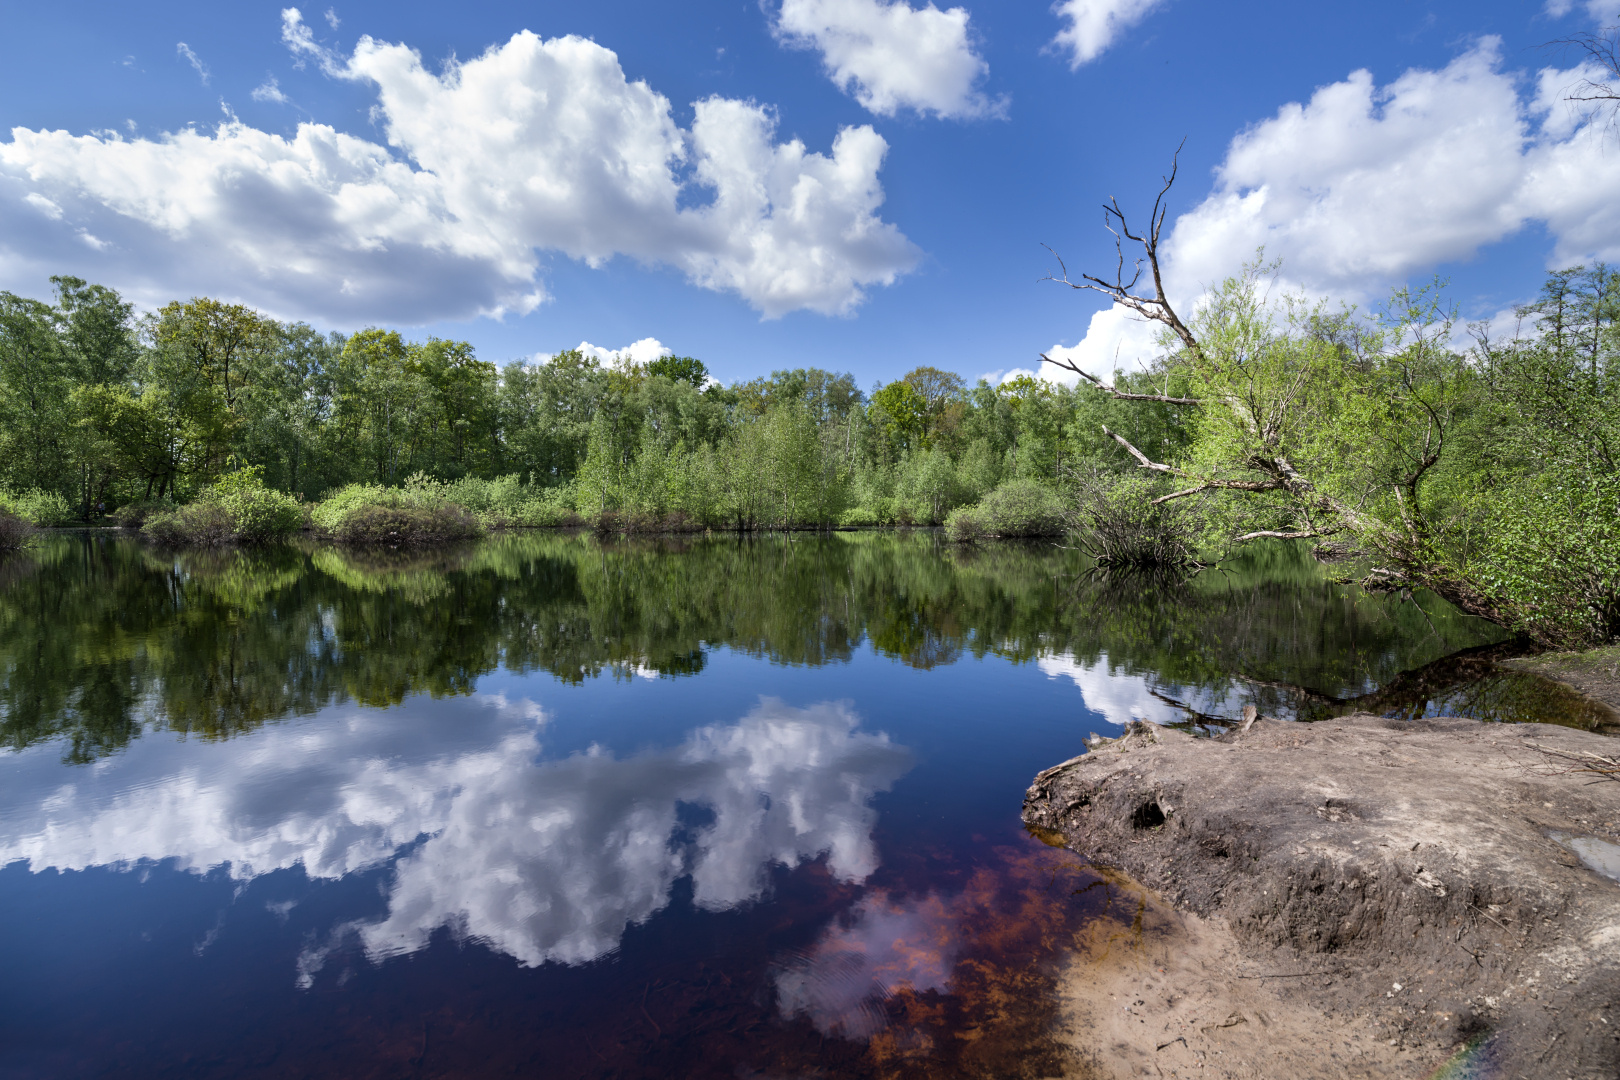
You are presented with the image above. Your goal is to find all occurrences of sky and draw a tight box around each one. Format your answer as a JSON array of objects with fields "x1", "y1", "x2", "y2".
[{"x1": 1, "y1": 0, "x2": 1617, "y2": 388}]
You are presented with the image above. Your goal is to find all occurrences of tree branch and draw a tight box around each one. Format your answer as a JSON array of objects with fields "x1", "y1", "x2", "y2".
[
  {"x1": 1039, "y1": 141, "x2": 1203, "y2": 362},
  {"x1": 1040, "y1": 355, "x2": 1204, "y2": 404},
  {"x1": 1101, "y1": 425, "x2": 1290, "y2": 498},
  {"x1": 1232, "y1": 528, "x2": 1336, "y2": 542}
]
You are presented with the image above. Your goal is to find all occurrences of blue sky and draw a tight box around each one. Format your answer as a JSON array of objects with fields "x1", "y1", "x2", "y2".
[{"x1": 1, "y1": 0, "x2": 1615, "y2": 387}]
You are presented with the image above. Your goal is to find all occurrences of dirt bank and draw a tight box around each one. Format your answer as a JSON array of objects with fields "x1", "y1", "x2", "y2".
[
  {"x1": 1024, "y1": 714, "x2": 1620, "y2": 1079},
  {"x1": 1503, "y1": 646, "x2": 1620, "y2": 719}
]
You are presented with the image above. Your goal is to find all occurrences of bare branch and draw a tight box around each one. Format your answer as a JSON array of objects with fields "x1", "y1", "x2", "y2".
[
  {"x1": 1547, "y1": 27, "x2": 1620, "y2": 121},
  {"x1": 1101, "y1": 425, "x2": 1289, "y2": 496},
  {"x1": 1039, "y1": 354, "x2": 1203, "y2": 404},
  {"x1": 1040, "y1": 141, "x2": 1204, "y2": 362},
  {"x1": 1101, "y1": 425, "x2": 1175, "y2": 472},
  {"x1": 1152, "y1": 484, "x2": 1213, "y2": 504},
  {"x1": 1232, "y1": 528, "x2": 1336, "y2": 542}
]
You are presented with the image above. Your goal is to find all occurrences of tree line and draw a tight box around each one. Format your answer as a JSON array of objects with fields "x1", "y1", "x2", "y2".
[
  {"x1": 0, "y1": 277, "x2": 1180, "y2": 528},
  {"x1": 2, "y1": 237, "x2": 1617, "y2": 648}
]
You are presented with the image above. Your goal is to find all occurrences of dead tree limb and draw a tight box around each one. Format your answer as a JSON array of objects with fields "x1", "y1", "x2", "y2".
[
  {"x1": 1039, "y1": 141, "x2": 1203, "y2": 364},
  {"x1": 1042, "y1": 355, "x2": 1204, "y2": 404}
]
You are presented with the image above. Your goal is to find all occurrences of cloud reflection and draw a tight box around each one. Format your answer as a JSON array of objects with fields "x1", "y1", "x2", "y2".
[
  {"x1": 1036, "y1": 652, "x2": 1182, "y2": 725},
  {"x1": 0, "y1": 695, "x2": 910, "y2": 980},
  {"x1": 349, "y1": 699, "x2": 910, "y2": 971}
]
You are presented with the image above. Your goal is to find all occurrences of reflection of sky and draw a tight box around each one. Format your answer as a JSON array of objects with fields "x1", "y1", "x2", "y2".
[
  {"x1": 1038, "y1": 651, "x2": 1247, "y2": 725},
  {"x1": 1036, "y1": 653, "x2": 1182, "y2": 725},
  {"x1": 0, "y1": 695, "x2": 911, "y2": 979}
]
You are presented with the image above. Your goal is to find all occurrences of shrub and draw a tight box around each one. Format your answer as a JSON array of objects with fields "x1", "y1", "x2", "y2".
[
  {"x1": 442, "y1": 476, "x2": 580, "y2": 528},
  {"x1": 114, "y1": 500, "x2": 177, "y2": 529},
  {"x1": 946, "y1": 479, "x2": 1066, "y2": 541},
  {"x1": 838, "y1": 503, "x2": 893, "y2": 528},
  {"x1": 1065, "y1": 472, "x2": 1202, "y2": 570},
  {"x1": 0, "y1": 488, "x2": 75, "y2": 527},
  {"x1": 1472, "y1": 472, "x2": 1620, "y2": 649},
  {"x1": 0, "y1": 509, "x2": 35, "y2": 552},
  {"x1": 211, "y1": 480, "x2": 303, "y2": 543},
  {"x1": 311, "y1": 478, "x2": 485, "y2": 545},
  {"x1": 139, "y1": 465, "x2": 303, "y2": 546},
  {"x1": 944, "y1": 506, "x2": 986, "y2": 543},
  {"x1": 330, "y1": 503, "x2": 483, "y2": 546},
  {"x1": 143, "y1": 503, "x2": 235, "y2": 547}
]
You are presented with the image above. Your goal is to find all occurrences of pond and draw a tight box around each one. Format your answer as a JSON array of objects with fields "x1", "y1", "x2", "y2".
[{"x1": 0, "y1": 531, "x2": 1601, "y2": 1078}]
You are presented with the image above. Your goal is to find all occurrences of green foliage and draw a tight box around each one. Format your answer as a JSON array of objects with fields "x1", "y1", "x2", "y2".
[
  {"x1": 327, "y1": 502, "x2": 483, "y2": 546},
  {"x1": 946, "y1": 478, "x2": 1066, "y2": 541},
  {"x1": 141, "y1": 464, "x2": 301, "y2": 545},
  {"x1": 645, "y1": 355, "x2": 710, "y2": 388},
  {"x1": 1471, "y1": 474, "x2": 1620, "y2": 648},
  {"x1": 143, "y1": 502, "x2": 236, "y2": 547},
  {"x1": 0, "y1": 487, "x2": 74, "y2": 526},
  {"x1": 310, "y1": 476, "x2": 485, "y2": 544},
  {"x1": 114, "y1": 499, "x2": 177, "y2": 529}
]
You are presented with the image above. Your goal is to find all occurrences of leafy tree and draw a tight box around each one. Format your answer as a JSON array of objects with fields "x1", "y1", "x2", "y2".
[{"x1": 645, "y1": 354, "x2": 710, "y2": 388}]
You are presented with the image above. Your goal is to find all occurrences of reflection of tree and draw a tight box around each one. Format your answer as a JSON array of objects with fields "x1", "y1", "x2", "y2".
[
  {"x1": 0, "y1": 530, "x2": 1502, "y2": 760},
  {"x1": 1238, "y1": 641, "x2": 1616, "y2": 731}
]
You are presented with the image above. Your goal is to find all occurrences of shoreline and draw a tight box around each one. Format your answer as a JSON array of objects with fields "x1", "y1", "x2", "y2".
[
  {"x1": 1024, "y1": 714, "x2": 1620, "y2": 1078},
  {"x1": 1501, "y1": 646, "x2": 1620, "y2": 719}
]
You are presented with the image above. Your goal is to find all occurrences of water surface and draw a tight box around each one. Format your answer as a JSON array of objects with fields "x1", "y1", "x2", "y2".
[{"x1": 0, "y1": 531, "x2": 1592, "y2": 1077}]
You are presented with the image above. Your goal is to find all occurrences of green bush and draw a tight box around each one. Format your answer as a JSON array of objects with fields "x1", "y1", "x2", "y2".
[
  {"x1": 143, "y1": 503, "x2": 235, "y2": 547},
  {"x1": 114, "y1": 499, "x2": 178, "y2": 529},
  {"x1": 329, "y1": 503, "x2": 483, "y2": 546},
  {"x1": 210, "y1": 467, "x2": 304, "y2": 543},
  {"x1": 311, "y1": 477, "x2": 486, "y2": 545},
  {"x1": 838, "y1": 502, "x2": 894, "y2": 528},
  {"x1": 0, "y1": 488, "x2": 75, "y2": 527},
  {"x1": 140, "y1": 465, "x2": 302, "y2": 546},
  {"x1": 1472, "y1": 473, "x2": 1620, "y2": 649},
  {"x1": 946, "y1": 479, "x2": 1066, "y2": 541},
  {"x1": 439, "y1": 474, "x2": 580, "y2": 527}
]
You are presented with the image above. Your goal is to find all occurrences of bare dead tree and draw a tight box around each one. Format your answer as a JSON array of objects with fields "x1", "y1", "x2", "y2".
[{"x1": 1038, "y1": 140, "x2": 1206, "y2": 407}]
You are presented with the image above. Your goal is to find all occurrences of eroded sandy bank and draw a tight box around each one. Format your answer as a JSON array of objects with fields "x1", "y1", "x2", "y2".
[{"x1": 1025, "y1": 714, "x2": 1620, "y2": 1078}]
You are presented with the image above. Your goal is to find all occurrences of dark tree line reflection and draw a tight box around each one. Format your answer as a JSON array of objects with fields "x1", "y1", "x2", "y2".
[{"x1": 0, "y1": 530, "x2": 1523, "y2": 762}]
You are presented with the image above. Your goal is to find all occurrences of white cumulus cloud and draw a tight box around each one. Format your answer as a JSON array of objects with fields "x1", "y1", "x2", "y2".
[
  {"x1": 250, "y1": 75, "x2": 290, "y2": 104},
  {"x1": 774, "y1": 0, "x2": 998, "y2": 119},
  {"x1": 1049, "y1": 0, "x2": 1166, "y2": 68},
  {"x1": 0, "y1": 10, "x2": 917, "y2": 323},
  {"x1": 577, "y1": 338, "x2": 674, "y2": 365},
  {"x1": 1060, "y1": 40, "x2": 1620, "y2": 376}
]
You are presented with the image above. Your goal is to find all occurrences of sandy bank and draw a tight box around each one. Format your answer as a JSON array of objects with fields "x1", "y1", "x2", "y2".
[{"x1": 1025, "y1": 714, "x2": 1620, "y2": 1078}]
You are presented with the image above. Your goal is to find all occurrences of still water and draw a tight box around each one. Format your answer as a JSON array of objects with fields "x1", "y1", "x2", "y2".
[{"x1": 0, "y1": 531, "x2": 1600, "y2": 1077}]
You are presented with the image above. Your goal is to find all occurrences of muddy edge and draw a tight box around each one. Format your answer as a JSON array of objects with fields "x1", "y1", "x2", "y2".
[
  {"x1": 1503, "y1": 646, "x2": 1620, "y2": 720},
  {"x1": 1024, "y1": 714, "x2": 1620, "y2": 1078}
]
